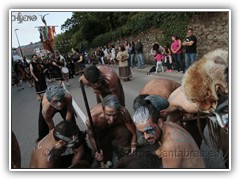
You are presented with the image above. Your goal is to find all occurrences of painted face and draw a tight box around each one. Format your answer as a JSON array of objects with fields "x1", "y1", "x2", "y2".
[
  {"x1": 51, "y1": 97, "x2": 65, "y2": 110},
  {"x1": 104, "y1": 106, "x2": 118, "y2": 126},
  {"x1": 64, "y1": 135, "x2": 79, "y2": 148},
  {"x1": 136, "y1": 119, "x2": 161, "y2": 145}
]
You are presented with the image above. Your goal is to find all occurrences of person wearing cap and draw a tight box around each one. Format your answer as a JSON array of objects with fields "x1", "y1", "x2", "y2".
[
  {"x1": 87, "y1": 94, "x2": 137, "y2": 167},
  {"x1": 79, "y1": 65, "x2": 125, "y2": 106},
  {"x1": 37, "y1": 85, "x2": 76, "y2": 141},
  {"x1": 30, "y1": 121, "x2": 93, "y2": 168},
  {"x1": 132, "y1": 95, "x2": 205, "y2": 168}
]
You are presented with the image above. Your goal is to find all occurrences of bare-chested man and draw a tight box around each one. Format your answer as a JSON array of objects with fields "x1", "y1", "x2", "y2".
[
  {"x1": 38, "y1": 85, "x2": 76, "y2": 141},
  {"x1": 133, "y1": 95, "x2": 205, "y2": 168},
  {"x1": 79, "y1": 65, "x2": 125, "y2": 106},
  {"x1": 30, "y1": 121, "x2": 93, "y2": 168},
  {"x1": 87, "y1": 94, "x2": 137, "y2": 166}
]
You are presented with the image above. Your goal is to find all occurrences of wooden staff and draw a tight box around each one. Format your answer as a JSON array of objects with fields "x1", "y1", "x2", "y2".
[
  {"x1": 80, "y1": 80, "x2": 111, "y2": 168},
  {"x1": 80, "y1": 80, "x2": 101, "y2": 152}
]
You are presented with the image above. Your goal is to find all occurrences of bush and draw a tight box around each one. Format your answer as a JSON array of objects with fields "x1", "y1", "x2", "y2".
[{"x1": 91, "y1": 12, "x2": 193, "y2": 48}]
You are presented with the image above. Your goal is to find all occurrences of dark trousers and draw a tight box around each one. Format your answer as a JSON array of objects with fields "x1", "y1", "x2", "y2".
[
  {"x1": 37, "y1": 101, "x2": 76, "y2": 141},
  {"x1": 165, "y1": 56, "x2": 172, "y2": 70}
]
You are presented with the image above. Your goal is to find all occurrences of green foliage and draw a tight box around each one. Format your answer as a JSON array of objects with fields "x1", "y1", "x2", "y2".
[
  {"x1": 54, "y1": 33, "x2": 73, "y2": 54},
  {"x1": 80, "y1": 19, "x2": 107, "y2": 41},
  {"x1": 91, "y1": 12, "x2": 193, "y2": 47},
  {"x1": 60, "y1": 12, "x2": 194, "y2": 50},
  {"x1": 154, "y1": 12, "x2": 192, "y2": 45}
]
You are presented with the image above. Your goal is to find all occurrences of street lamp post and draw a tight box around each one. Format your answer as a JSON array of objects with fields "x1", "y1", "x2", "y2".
[{"x1": 14, "y1": 29, "x2": 24, "y2": 59}]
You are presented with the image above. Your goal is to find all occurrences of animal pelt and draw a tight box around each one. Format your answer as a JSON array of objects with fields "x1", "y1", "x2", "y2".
[{"x1": 182, "y1": 49, "x2": 228, "y2": 113}]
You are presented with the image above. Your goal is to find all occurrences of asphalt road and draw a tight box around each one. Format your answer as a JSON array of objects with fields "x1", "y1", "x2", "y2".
[{"x1": 11, "y1": 64, "x2": 226, "y2": 169}]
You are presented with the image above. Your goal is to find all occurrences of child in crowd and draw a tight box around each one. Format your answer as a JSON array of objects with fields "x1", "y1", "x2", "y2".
[
  {"x1": 154, "y1": 49, "x2": 165, "y2": 73},
  {"x1": 164, "y1": 44, "x2": 173, "y2": 72}
]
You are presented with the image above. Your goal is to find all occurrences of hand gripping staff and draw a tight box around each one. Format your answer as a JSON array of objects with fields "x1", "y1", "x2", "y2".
[{"x1": 80, "y1": 80, "x2": 112, "y2": 168}]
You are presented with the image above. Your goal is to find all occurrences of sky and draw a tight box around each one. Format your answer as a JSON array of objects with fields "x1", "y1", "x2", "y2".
[{"x1": 11, "y1": 11, "x2": 73, "y2": 47}]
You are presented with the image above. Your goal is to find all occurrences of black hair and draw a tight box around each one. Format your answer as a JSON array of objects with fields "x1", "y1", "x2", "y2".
[
  {"x1": 152, "y1": 43, "x2": 160, "y2": 51},
  {"x1": 133, "y1": 94, "x2": 149, "y2": 111},
  {"x1": 53, "y1": 121, "x2": 79, "y2": 141},
  {"x1": 115, "y1": 151, "x2": 162, "y2": 168},
  {"x1": 144, "y1": 99, "x2": 161, "y2": 124},
  {"x1": 84, "y1": 65, "x2": 101, "y2": 83},
  {"x1": 172, "y1": 34, "x2": 179, "y2": 40}
]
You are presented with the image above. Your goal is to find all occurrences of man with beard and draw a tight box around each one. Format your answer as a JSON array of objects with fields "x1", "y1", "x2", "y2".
[
  {"x1": 87, "y1": 94, "x2": 137, "y2": 167},
  {"x1": 132, "y1": 95, "x2": 205, "y2": 168},
  {"x1": 38, "y1": 85, "x2": 76, "y2": 141},
  {"x1": 79, "y1": 65, "x2": 125, "y2": 106},
  {"x1": 30, "y1": 121, "x2": 92, "y2": 168}
]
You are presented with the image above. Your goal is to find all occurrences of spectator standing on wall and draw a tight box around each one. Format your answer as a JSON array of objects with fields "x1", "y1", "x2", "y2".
[
  {"x1": 164, "y1": 44, "x2": 173, "y2": 72},
  {"x1": 171, "y1": 35, "x2": 184, "y2": 73},
  {"x1": 135, "y1": 39, "x2": 145, "y2": 69},
  {"x1": 182, "y1": 28, "x2": 197, "y2": 70},
  {"x1": 116, "y1": 45, "x2": 132, "y2": 81},
  {"x1": 110, "y1": 45, "x2": 116, "y2": 66},
  {"x1": 129, "y1": 41, "x2": 136, "y2": 68}
]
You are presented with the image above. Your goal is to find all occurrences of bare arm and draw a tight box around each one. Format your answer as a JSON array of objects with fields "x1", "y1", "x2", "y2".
[
  {"x1": 182, "y1": 40, "x2": 187, "y2": 46},
  {"x1": 183, "y1": 40, "x2": 194, "y2": 46},
  {"x1": 86, "y1": 118, "x2": 97, "y2": 152},
  {"x1": 124, "y1": 110, "x2": 137, "y2": 151},
  {"x1": 30, "y1": 63, "x2": 38, "y2": 81},
  {"x1": 86, "y1": 118, "x2": 104, "y2": 162},
  {"x1": 70, "y1": 145, "x2": 85, "y2": 167},
  {"x1": 65, "y1": 95, "x2": 74, "y2": 122},
  {"x1": 77, "y1": 55, "x2": 83, "y2": 63},
  {"x1": 42, "y1": 108, "x2": 55, "y2": 131},
  {"x1": 170, "y1": 44, "x2": 175, "y2": 53},
  {"x1": 52, "y1": 61, "x2": 62, "y2": 69},
  {"x1": 186, "y1": 40, "x2": 195, "y2": 46},
  {"x1": 125, "y1": 122, "x2": 137, "y2": 151},
  {"x1": 175, "y1": 40, "x2": 182, "y2": 52},
  {"x1": 79, "y1": 75, "x2": 90, "y2": 86},
  {"x1": 160, "y1": 105, "x2": 180, "y2": 116}
]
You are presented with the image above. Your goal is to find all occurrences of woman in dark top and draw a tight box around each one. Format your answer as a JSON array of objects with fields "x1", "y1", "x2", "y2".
[
  {"x1": 50, "y1": 51, "x2": 64, "y2": 87},
  {"x1": 129, "y1": 41, "x2": 136, "y2": 68},
  {"x1": 30, "y1": 54, "x2": 47, "y2": 101}
]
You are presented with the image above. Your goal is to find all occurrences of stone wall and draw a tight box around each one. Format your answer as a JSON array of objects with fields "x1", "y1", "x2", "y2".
[
  {"x1": 188, "y1": 12, "x2": 229, "y2": 58},
  {"x1": 111, "y1": 12, "x2": 229, "y2": 64},
  {"x1": 115, "y1": 28, "x2": 164, "y2": 65}
]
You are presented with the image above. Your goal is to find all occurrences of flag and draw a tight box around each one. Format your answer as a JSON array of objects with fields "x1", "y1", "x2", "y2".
[
  {"x1": 42, "y1": 41, "x2": 54, "y2": 53},
  {"x1": 52, "y1": 26, "x2": 55, "y2": 34},
  {"x1": 48, "y1": 26, "x2": 55, "y2": 41},
  {"x1": 37, "y1": 25, "x2": 56, "y2": 53},
  {"x1": 41, "y1": 27, "x2": 46, "y2": 42},
  {"x1": 44, "y1": 26, "x2": 49, "y2": 41},
  {"x1": 38, "y1": 27, "x2": 43, "y2": 42},
  {"x1": 48, "y1": 26, "x2": 52, "y2": 41}
]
